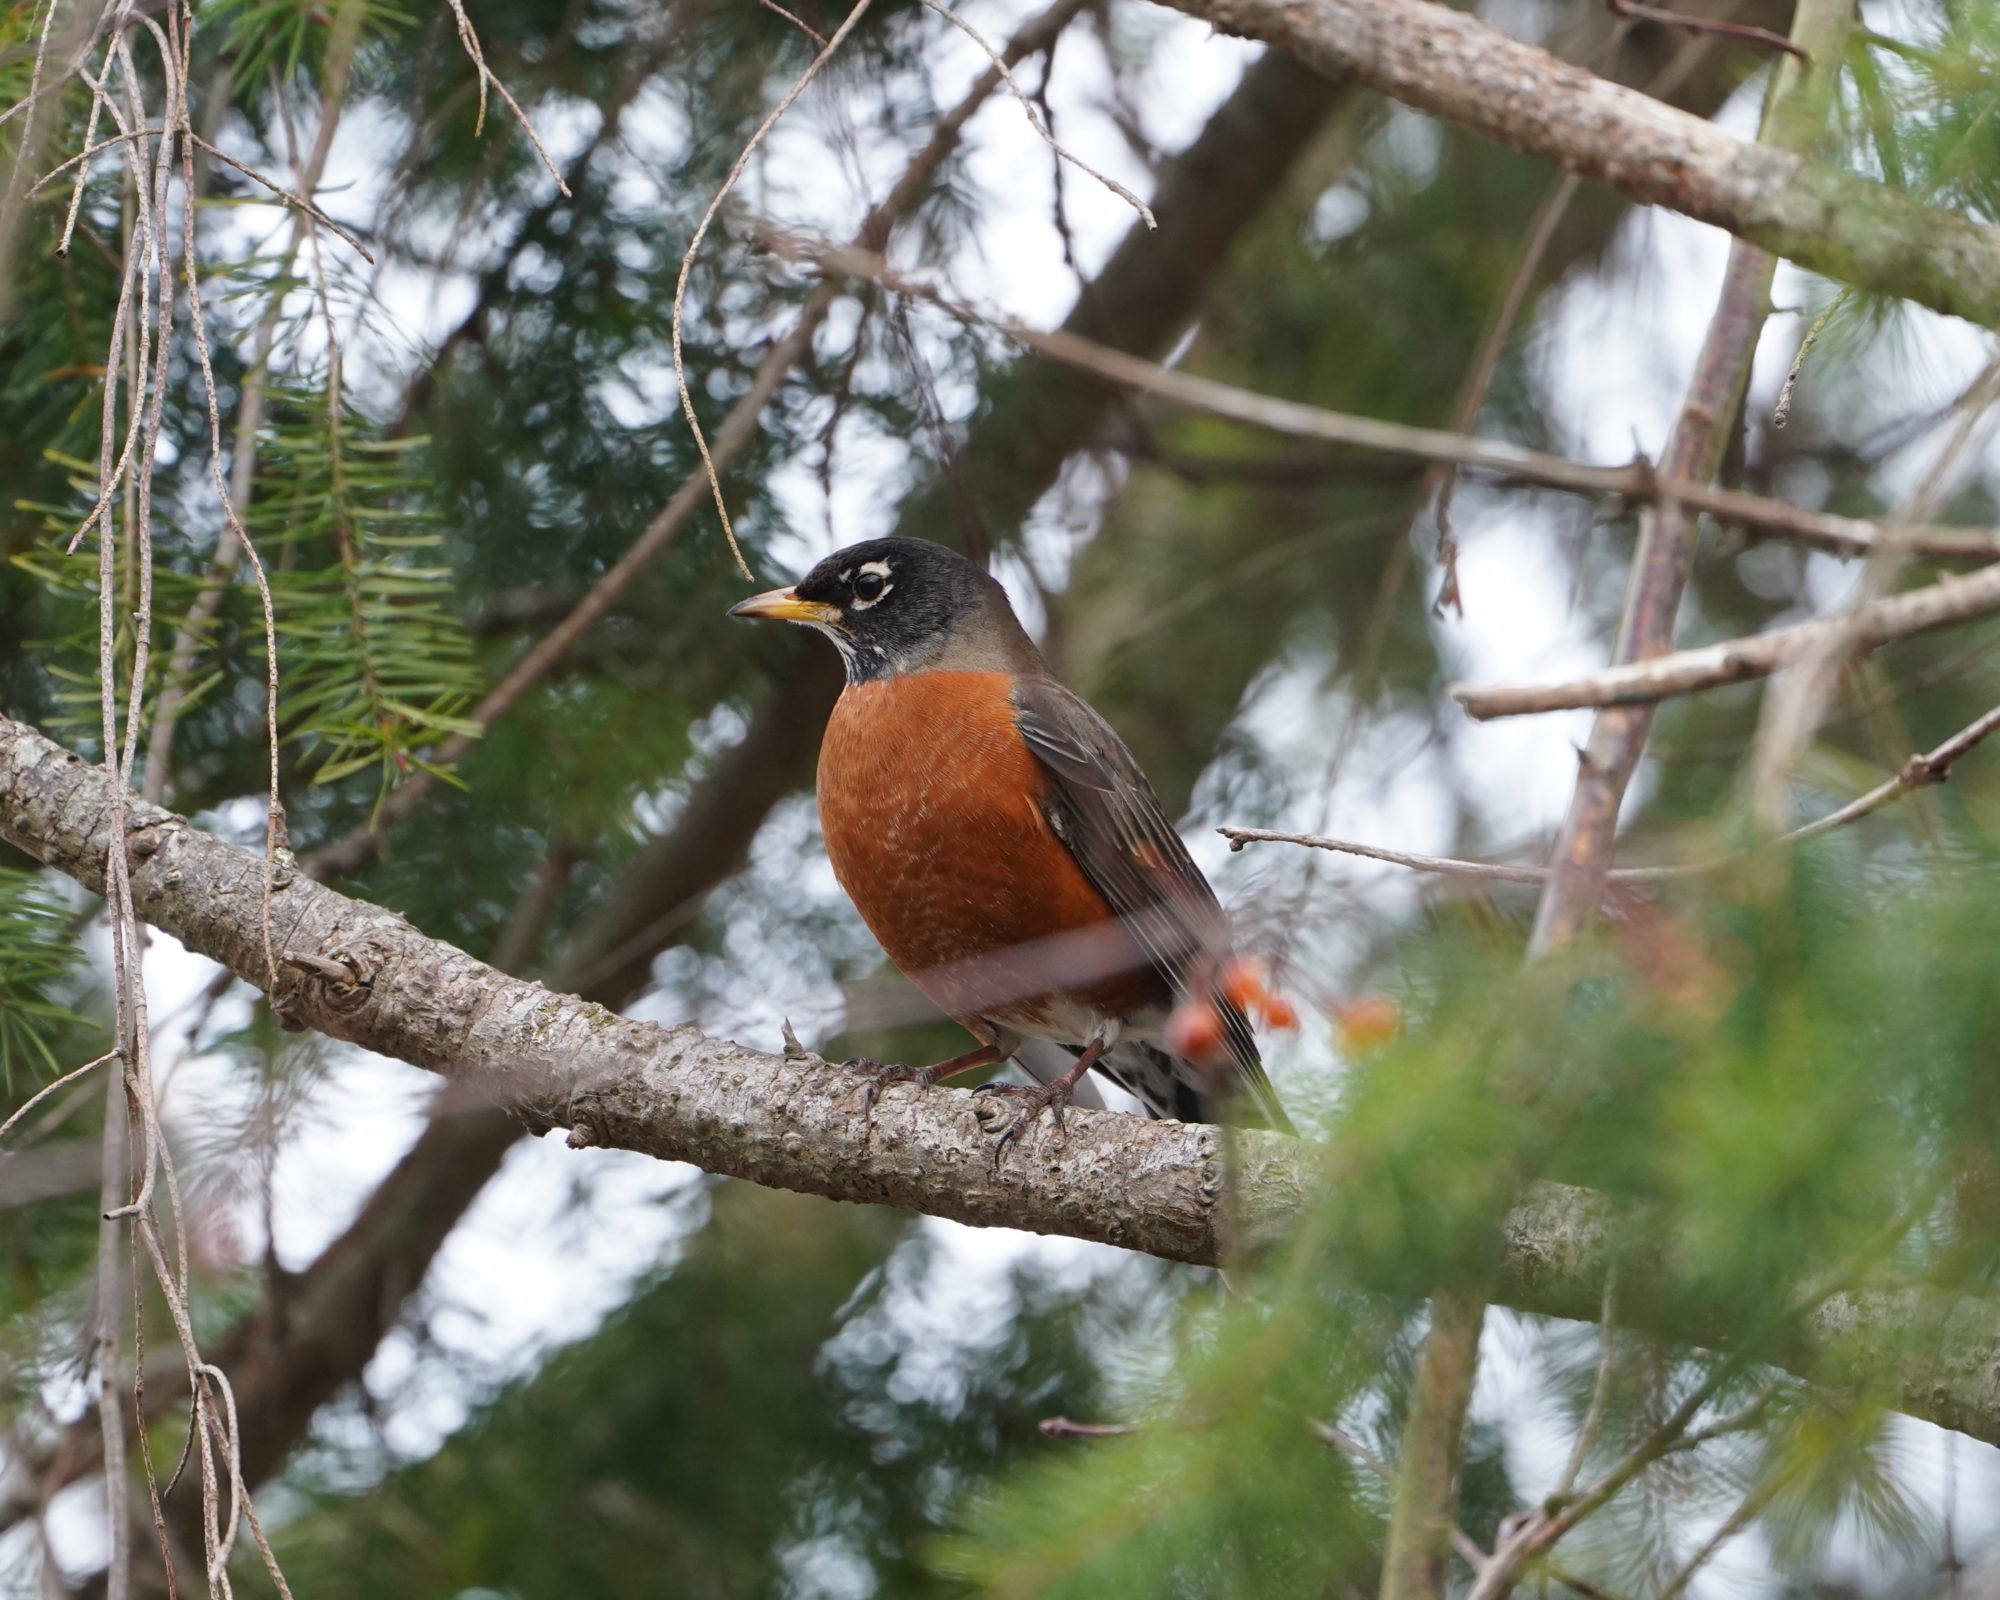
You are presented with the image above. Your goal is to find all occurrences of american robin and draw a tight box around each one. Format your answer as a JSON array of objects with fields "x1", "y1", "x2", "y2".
[{"x1": 729, "y1": 536, "x2": 1289, "y2": 1140}]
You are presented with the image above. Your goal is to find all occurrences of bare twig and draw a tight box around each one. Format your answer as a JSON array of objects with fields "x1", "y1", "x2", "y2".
[
  {"x1": 0, "y1": 1052, "x2": 114, "y2": 1147},
  {"x1": 763, "y1": 233, "x2": 2000, "y2": 565},
  {"x1": 913, "y1": 0, "x2": 1155, "y2": 230},
  {"x1": 441, "y1": 0, "x2": 572, "y2": 193},
  {"x1": 1603, "y1": 0, "x2": 1808, "y2": 60},
  {"x1": 673, "y1": 0, "x2": 879, "y2": 579},
  {"x1": 1219, "y1": 699, "x2": 2000, "y2": 875},
  {"x1": 1454, "y1": 559, "x2": 2000, "y2": 719},
  {"x1": 185, "y1": 134, "x2": 374, "y2": 262},
  {"x1": 1219, "y1": 826, "x2": 1693, "y2": 884},
  {"x1": 755, "y1": 0, "x2": 829, "y2": 46},
  {"x1": 1772, "y1": 289, "x2": 1847, "y2": 429}
]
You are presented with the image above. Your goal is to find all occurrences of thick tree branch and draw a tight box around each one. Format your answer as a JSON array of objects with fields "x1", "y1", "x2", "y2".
[
  {"x1": 7, "y1": 712, "x2": 2000, "y2": 1450},
  {"x1": 1148, "y1": 0, "x2": 2000, "y2": 328}
]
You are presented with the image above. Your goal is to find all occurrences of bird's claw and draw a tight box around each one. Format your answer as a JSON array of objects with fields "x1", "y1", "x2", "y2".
[
  {"x1": 841, "y1": 1058, "x2": 937, "y2": 1132},
  {"x1": 972, "y1": 1080, "x2": 1074, "y2": 1165}
]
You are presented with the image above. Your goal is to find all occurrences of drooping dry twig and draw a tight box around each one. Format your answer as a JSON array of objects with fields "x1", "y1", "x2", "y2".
[
  {"x1": 0, "y1": 1052, "x2": 114, "y2": 1153},
  {"x1": 762, "y1": 232, "x2": 2000, "y2": 564},
  {"x1": 913, "y1": 0, "x2": 1155, "y2": 231},
  {"x1": 755, "y1": 0, "x2": 830, "y2": 46},
  {"x1": 35, "y1": 12, "x2": 301, "y2": 1589},
  {"x1": 186, "y1": 132, "x2": 373, "y2": 261},
  {"x1": 672, "y1": 0, "x2": 880, "y2": 580},
  {"x1": 442, "y1": 0, "x2": 572, "y2": 195}
]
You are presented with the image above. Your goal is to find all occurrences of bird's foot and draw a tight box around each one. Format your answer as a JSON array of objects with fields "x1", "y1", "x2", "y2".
[
  {"x1": 841, "y1": 1058, "x2": 947, "y2": 1132},
  {"x1": 972, "y1": 1079, "x2": 1076, "y2": 1165}
]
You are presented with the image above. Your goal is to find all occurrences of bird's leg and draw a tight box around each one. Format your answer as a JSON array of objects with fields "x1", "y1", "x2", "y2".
[
  {"x1": 844, "y1": 1041, "x2": 1007, "y2": 1129},
  {"x1": 973, "y1": 1037, "x2": 1109, "y2": 1161}
]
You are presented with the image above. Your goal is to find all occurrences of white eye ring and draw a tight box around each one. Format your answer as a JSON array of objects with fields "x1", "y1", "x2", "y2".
[{"x1": 850, "y1": 559, "x2": 893, "y2": 608}]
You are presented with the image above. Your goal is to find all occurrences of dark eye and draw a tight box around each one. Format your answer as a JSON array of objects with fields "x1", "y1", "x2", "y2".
[{"x1": 852, "y1": 570, "x2": 886, "y2": 603}]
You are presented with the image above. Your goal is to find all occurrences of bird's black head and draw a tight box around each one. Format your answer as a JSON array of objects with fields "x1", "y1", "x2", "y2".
[{"x1": 727, "y1": 537, "x2": 1036, "y2": 683}]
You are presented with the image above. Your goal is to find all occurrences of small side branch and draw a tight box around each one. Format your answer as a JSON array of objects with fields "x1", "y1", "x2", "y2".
[
  {"x1": 1454, "y1": 560, "x2": 2000, "y2": 719},
  {"x1": 1218, "y1": 701, "x2": 2000, "y2": 876},
  {"x1": 763, "y1": 232, "x2": 1999, "y2": 565}
]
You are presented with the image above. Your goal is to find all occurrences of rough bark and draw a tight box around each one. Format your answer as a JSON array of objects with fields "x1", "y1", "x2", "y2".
[
  {"x1": 1150, "y1": 0, "x2": 2000, "y2": 328},
  {"x1": 6, "y1": 712, "x2": 2000, "y2": 1447}
]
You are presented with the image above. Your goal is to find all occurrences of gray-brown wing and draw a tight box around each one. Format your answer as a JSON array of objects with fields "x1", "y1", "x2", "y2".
[{"x1": 1012, "y1": 675, "x2": 1287, "y2": 1129}]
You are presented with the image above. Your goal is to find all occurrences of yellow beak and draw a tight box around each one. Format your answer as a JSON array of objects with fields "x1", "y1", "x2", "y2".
[{"x1": 727, "y1": 587, "x2": 842, "y2": 625}]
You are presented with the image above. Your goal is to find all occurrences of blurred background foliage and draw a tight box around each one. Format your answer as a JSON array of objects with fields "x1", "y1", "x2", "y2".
[{"x1": 2, "y1": 0, "x2": 2000, "y2": 1591}]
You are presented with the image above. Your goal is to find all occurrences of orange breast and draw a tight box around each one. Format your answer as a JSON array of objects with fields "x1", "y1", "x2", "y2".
[{"x1": 817, "y1": 672, "x2": 1160, "y2": 1034}]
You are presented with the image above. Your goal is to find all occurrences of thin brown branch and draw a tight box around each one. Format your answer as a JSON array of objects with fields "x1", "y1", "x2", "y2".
[
  {"x1": 1455, "y1": 560, "x2": 2000, "y2": 719},
  {"x1": 1219, "y1": 698, "x2": 2000, "y2": 872},
  {"x1": 755, "y1": 0, "x2": 829, "y2": 46},
  {"x1": 1381, "y1": 1287, "x2": 1487, "y2": 1599},
  {"x1": 1218, "y1": 826, "x2": 1694, "y2": 884},
  {"x1": 1145, "y1": 0, "x2": 2000, "y2": 327},
  {"x1": 183, "y1": 134, "x2": 373, "y2": 262},
  {"x1": 1604, "y1": 0, "x2": 1808, "y2": 60},
  {"x1": 763, "y1": 233, "x2": 2000, "y2": 566},
  {"x1": 913, "y1": 0, "x2": 1155, "y2": 230}
]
